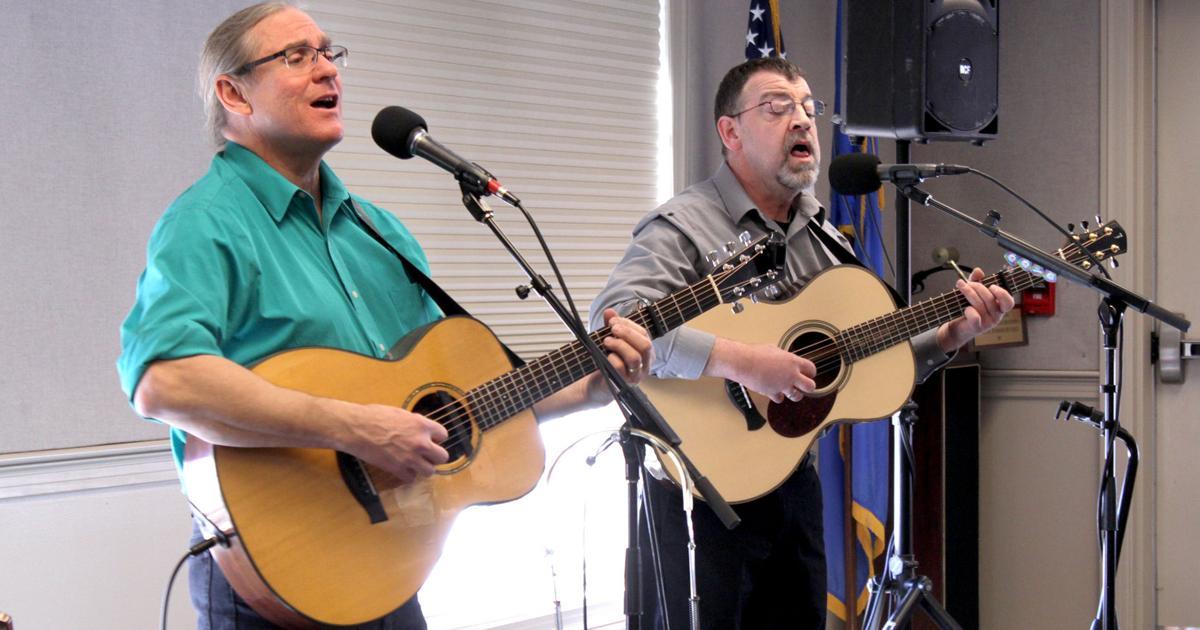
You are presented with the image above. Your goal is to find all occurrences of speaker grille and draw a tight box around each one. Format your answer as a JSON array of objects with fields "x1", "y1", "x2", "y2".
[{"x1": 926, "y1": 9, "x2": 999, "y2": 132}]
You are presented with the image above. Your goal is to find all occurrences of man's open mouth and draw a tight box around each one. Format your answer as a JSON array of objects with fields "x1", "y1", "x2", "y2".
[{"x1": 312, "y1": 95, "x2": 339, "y2": 109}]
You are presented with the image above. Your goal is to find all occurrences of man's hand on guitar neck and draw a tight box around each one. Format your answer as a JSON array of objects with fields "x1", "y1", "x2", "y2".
[
  {"x1": 705, "y1": 337, "x2": 817, "y2": 404},
  {"x1": 935, "y1": 266, "x2": 1016, "y2": 353},
  {"x1": 536, "y1": 308, "x2": 656, "y2": 420}
]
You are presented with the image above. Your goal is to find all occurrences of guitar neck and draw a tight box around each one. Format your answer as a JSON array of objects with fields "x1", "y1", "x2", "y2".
[
  {"x1": 467, "y1": 275, "x2": 729, "y2": 430},
  {"x1": 835, "y1": 266, "x2": 1043, "y2": 364}
]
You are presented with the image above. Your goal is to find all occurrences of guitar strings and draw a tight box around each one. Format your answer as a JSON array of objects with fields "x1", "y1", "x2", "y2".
[
  {"x1": 426, "y1": 270, "x2": 765, "y2": 449},
  {"x1": 432, "y1": 274, "x2": 761, "y2": 444},
  {"x1": 413, "y1": 262, "x2": 769, "y2": 449},
  {"x1": 785, "y1": 242, "x2": 1095, "y2": 378},
  {"x1": 404, "y1": 235, "x2": 1107, "y2": 449},
  {"x1": 350, "y1": 233, "x2": 1108, "y2": 468}
]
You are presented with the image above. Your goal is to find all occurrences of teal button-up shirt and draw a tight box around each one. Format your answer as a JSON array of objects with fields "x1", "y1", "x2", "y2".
[{"x1": 118, "y1": 142, "x2": 442, "y2": 471}]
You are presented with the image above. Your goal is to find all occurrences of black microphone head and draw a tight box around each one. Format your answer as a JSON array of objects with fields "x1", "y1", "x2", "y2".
[
  {"x1": 829, "y1": 152, "x2": 883, "y2": 196},
  {"x1": 371, "y1": 106, "x2": 427, "y2": 159}
]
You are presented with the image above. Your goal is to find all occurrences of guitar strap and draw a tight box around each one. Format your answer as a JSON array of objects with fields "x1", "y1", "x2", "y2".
[
  {"x1": 348, "y1": 198, "x2": 525, "y2": 367},
  {"x1": 806, "y1": 207, "x2": 908, "y2": 307}
]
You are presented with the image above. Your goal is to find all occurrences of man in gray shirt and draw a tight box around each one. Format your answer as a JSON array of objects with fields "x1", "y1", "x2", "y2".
[{"x1": 589, "y1": 57, "x2": 1013, "y2": 629}]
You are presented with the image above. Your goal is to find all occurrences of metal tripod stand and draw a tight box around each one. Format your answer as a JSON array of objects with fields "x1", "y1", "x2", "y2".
[{"x1": 862, "y1": 401, "x2": 961, "y2": 630}]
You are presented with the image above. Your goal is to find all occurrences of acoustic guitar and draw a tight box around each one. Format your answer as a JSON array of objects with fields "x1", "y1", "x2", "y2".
[
  {"x1": 183, "y1": 233, "x2": 784, "y2": 627},
  {"x1": 642, "y1": 222, "x2": 1127, "y2": 504}
]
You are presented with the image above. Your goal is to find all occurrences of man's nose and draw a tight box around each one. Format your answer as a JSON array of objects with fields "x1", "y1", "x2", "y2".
[
  {"x1": 790, "y1": 109, "x2": 813, "y2": 130},
  {"x1": 312, "y1": 53, "x2": 339, "y2": 80}
]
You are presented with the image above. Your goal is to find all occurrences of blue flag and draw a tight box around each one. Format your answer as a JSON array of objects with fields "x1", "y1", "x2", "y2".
[
  {"x1": 745, "y1": 1, "x2": 786, "y2": 59},
  {"x1": 820, "y1": 0, "x2": 890, "y2": 622}
]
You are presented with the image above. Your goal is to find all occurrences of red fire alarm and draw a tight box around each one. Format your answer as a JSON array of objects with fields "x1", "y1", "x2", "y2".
[{"x1": 1022, "y1": 282, "x2": 1056, "y2": 316}]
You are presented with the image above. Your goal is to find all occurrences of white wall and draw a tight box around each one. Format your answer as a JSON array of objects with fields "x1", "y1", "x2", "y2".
[{"x1": 0, "y1": 445, "x2": 196, "y2": 629}]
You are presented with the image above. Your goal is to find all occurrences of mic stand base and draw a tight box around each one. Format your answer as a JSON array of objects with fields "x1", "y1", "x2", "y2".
[{"x1": 863, "y1": 403, "x2": 961, "y2": 630}]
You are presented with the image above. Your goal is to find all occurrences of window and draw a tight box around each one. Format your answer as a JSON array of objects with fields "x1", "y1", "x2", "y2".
[{"x1": 312, "y1": 0, "x2": 666, "y2": 626}]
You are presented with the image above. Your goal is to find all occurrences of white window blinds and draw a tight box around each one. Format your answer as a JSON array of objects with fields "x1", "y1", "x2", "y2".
[{"x1": 311, "y1": 0, "x2": 663, "y2": 358}]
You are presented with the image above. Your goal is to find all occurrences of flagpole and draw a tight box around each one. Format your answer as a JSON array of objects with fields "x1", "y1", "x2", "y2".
[{"x1": 842, "y1": 426, "x2": 858, "y2": 630}]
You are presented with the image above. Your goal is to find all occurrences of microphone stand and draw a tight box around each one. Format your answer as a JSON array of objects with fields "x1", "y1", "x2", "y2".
[
  {"x1": 893, "y1": 182, "x2": 1190, "y2": 630},
  {"x1": 863, "y1": 141, "x2": 962, "y2": 630},
  {"x1": 457, "y1": 181, "x2": 739, "y2": 630}
]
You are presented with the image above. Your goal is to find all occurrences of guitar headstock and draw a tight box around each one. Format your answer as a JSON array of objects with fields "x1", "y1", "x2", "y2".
[
  {"x1": 1062, "y1": 220, "x2": 1127, "y2": 271},
  {"x1": 1004, "y1": 220, "x2": 1128, "y2": 284},
  {"x1": 707, "y1": 232, "x2": 787, "y2": 304}
]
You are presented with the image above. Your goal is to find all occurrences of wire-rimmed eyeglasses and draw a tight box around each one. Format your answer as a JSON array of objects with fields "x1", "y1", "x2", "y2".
[
  {"x1": 732, "y1": 96, "x2": 826, "y2": 120},
  {"x1": 235, "y1": 45, "x2": 348, "y2": 75}
]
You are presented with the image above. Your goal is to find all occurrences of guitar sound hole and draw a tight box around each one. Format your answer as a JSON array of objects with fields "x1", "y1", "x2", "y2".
[
  {"x1": 789, "y1": 330, "x2": 840, "y2": 390},
  {"x1": 412, "y1": 391, "x2": 474, "y2": 461},
  {"x1": 766, "y1": 330, "x2": 840, "y2": 438}
]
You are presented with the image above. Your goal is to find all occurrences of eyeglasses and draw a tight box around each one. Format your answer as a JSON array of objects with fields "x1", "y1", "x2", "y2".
[
  {"x1": 732, "y1": 96, "x2": 826, "y2": 120},
  {"x1": 235, "y1": 45, "x2": 349, "y2": 75}
]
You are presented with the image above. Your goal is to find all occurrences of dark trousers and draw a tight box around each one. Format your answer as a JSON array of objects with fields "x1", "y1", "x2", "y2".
[
  {"x1": 638, "y1": 457, "x2": 827, "y2": 630},
  {"x1": 188, "y1": 521, "x2": 427, "y2": 629}
]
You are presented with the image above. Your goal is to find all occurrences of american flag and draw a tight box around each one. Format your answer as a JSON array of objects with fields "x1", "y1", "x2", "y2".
[{"x1": 744, "y1": 1, "x2": 786, "y2": 59}]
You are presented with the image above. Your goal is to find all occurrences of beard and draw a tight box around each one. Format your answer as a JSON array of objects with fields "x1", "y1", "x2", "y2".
[{"x1": 776, "y1": 161, "x2": 820, "y2": 191}]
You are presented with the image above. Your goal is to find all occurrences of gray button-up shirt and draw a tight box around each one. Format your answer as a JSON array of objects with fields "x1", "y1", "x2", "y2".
[{"x1": 589, "y1": 162, "x2": 950, "y2": 381}]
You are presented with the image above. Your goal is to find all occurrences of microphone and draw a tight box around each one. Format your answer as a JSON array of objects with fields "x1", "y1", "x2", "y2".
[
  {"x1": 371, "y1": 106, "x2": 521, "y2": 207},
  {"x1": 828, "y1": 152, "x2": 970, "y2": 195}
]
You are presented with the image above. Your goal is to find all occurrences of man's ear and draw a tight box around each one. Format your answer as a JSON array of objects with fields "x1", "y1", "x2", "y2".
[
  {"x1": 214, "y1": 75, "x2": 253, "y2": 117},
  {"x1": 716, "y1": 115, "x2": 741, "y2": 154}
]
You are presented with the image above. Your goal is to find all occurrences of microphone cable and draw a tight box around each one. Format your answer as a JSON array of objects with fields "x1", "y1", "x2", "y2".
[
  {"x1": 509, "y1": 198, "x2": 585, "y2": 327},
  {"x1": 961, "y1": 167, "x2": 1112, "y2": 279}
]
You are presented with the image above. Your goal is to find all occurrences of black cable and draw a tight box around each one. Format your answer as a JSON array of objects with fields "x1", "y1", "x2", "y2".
[
  {"x1": 966, "y1": 167, "x2": 1112, "y2": 280},
  {"x1": 639, "y1": 477, "x2": 670, "y2": 630},
  {"x1": 514, "y1": 201, "x2": 584, "y2": 327},
  {"x1": 161, "y1": 537, "x2": 219, "y2": 630}
]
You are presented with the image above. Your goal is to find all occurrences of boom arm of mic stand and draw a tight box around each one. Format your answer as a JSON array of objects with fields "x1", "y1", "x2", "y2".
[
  {"x1": 895, "y1": 184, "x2": 1191, "y2": 333},
  {"x1": 457, "y1": 188, "x2": 740, "y2": 529}
]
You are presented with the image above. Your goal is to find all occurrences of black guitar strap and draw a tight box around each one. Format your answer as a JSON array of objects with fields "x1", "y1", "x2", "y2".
[
  {"x1": 806, "y1": 207, "x2": 908, "y2": 307},
  {"x1": 348, "y1": 198, "x2": 525, "y2": 367}
]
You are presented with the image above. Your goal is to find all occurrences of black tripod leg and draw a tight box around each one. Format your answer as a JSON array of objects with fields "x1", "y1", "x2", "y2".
[
  {"x1": 881, "y1": 581, "x2": 923, "y2": 630},
  {"x1": 879, "y1": 577, "x2": 963, "y2": 630},
  {"x1": 916, "y1": 583, "x2": 963, "y2": 630}
]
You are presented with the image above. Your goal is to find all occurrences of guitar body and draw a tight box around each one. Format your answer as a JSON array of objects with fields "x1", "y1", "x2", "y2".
[
  {"x1": 184, "y1": 316, "x2": 544, "y2": 627},
  {"x1": 643, "y1": 265, "x2": 917, "y2": 504}
]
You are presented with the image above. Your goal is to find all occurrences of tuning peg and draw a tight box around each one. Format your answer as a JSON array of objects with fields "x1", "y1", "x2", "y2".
[
  {"x1": 738, "y1": 231, "x2": 753, "y2": 247},
  {"x1": 724, "y1": 241, "x2": 737, "y2": 256},
  {"x1": 1095, "y1": 214, "x2": 1103, "y2": 226},
  {"x1": 1109, "y1": 259, "x2": 1120, "y2": 269},
  {"x1": 731, "y1": 301, "x2": 745, "y2": 314},
  {"x1": 1081, "y1": 220, "x2": 1090, "y2": 231},
  {"x1": 704, "y1": 250, "x2": 722, "y2": 269},
  {"x1": 1067, "y1": 222, "x2": 1076, "y2": 233}
]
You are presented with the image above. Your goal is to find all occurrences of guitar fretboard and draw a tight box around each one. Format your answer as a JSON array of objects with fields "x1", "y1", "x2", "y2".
[
  {"x1": 834, "y1": 267, "x2": 1043, "y2": 363},
  {"x1": 465, "y1": 273, "x2": 738, "y2": 430}
]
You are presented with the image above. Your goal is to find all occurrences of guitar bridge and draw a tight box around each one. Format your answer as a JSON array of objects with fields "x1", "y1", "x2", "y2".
[
  {"x1": 724, "y1": 379, "x2": 766, "y2": 431},
  {"x1": 337, "y1": 452, "x2": 389, "y2": 524}
]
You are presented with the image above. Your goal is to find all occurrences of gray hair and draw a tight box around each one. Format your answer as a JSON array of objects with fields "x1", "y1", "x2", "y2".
[{"x1": 197, "y1": 1, "x2": 295, "y2": 147}]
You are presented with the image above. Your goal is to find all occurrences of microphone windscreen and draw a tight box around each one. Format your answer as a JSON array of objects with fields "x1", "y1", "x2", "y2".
[
  {"x1": 371, "y1": 106, "x2": 427, "y2": 159},
  {"x1": 829, "y1": 152, "x2": 883, "y2": 195}
]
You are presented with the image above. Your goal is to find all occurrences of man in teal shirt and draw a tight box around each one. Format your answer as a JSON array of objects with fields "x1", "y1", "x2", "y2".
[{"x1": 118, "y1": 3, "x2": 653, "y2": 628}]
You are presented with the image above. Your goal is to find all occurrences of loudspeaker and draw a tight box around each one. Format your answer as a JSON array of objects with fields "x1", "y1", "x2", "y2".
[{"x1": 839, "y1": 0, "x2": 999, "y2": 143}]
